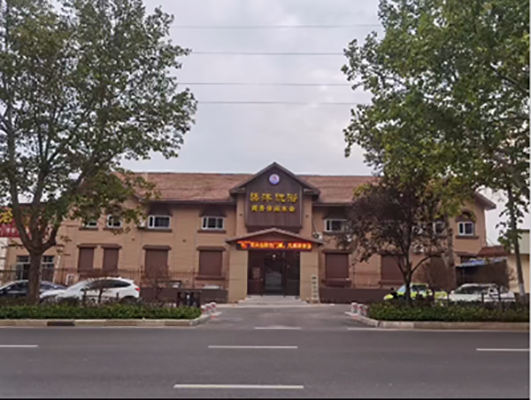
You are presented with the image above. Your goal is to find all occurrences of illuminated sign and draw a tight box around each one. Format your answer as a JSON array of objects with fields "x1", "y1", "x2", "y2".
[
  {"x1": 249, "y1": 192, "x2": 298, "y2": 213},
  {"x1": 0, "y1": 208, "x2": 19, "y2": 238},
  {"x1": 236, "y1": 240, "x2": 312, "y2": 251}
]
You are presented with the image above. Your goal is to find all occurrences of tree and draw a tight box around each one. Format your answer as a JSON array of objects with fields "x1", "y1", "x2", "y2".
[
  {"x1": 342, "y1": 0, "x2": 529, "y2": 299},
  {"x1": 0, "y1": 0, "x2": 196, "y2": 303},
  {"x1": 338, "y1": 176, "x2": 450, "y2": 304}
]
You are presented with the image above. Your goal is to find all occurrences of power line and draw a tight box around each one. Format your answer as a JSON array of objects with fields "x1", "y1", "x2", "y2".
[
  {"x1": 181, "y1": 82, "x2": 350, "y2": 87},
  {"x1": 198, "y1": 100, "x2": 357, "y2": 105},
  {"x1": 192, "y1": 51, "x2": 343, "y2": 56},
  {"x1": 171, "y1": 24, "x2": 380, "y2": 29}
]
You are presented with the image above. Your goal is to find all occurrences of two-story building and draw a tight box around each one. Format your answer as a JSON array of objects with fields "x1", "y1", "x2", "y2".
[{"x1": 4, "y1": 162, "x2": 495, "y2": 302}]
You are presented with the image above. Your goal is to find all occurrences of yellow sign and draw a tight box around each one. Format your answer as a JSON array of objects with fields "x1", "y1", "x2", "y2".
[{"x1": 250, "y1": 192, "x2": 298, "y2": 203}]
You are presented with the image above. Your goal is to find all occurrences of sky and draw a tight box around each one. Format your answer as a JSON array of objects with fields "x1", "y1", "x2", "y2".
[{"x1": 124, "y1": 0, "x2": 529, "y2": 245}]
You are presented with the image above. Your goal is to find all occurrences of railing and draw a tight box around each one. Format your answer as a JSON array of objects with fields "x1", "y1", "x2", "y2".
[{"x1": 0, "y1": 268, "x2": 227, "y2": 289}]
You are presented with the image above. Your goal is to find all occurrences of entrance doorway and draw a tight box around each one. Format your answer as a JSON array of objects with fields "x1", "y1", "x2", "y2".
[{"x1": 248, "y1": 251, "x2": 300, "y2": 296}]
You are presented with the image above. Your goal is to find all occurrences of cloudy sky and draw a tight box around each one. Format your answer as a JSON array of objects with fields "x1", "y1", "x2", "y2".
[{"x1": 127, "y1": 0, "x2": 528, "y2": 244}]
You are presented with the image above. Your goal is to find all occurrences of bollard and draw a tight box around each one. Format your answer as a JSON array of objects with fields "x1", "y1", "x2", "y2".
[
  {"x1": 210, "y1": 302, "x2": 217, "y2": 314},
  {"x1": 201, "y1": 305, "x2": 207, "y2": 314}
]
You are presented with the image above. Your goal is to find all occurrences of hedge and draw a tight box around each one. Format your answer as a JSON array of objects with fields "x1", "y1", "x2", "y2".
[
  {"x1": 0, "y1": 304, "x2": 202, "y2": 320},
  {"x1": 368, "y1": 302, "x2": 530, "y2": 323}
]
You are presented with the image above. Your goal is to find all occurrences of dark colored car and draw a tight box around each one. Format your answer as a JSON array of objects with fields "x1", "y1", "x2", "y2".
[{"x1": 0, "y1": 280, "x2": 66, "y2": 298}]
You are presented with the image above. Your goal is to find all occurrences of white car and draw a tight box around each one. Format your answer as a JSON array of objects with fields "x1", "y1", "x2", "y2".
[
  {"x1": 449, "y1": 283, "x2": 516, "y2": 303},
  {"x1": 40, "y1": 277, "x2": 140, "y2": 304}
]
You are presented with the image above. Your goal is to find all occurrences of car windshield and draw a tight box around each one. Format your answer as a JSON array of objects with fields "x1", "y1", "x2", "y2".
[
  {"x1": 454, "y1": 285, "x2": 489, "y2": 294},
  {"x1": 65, "y1": 281, "x2": 89, "y2": 292}
]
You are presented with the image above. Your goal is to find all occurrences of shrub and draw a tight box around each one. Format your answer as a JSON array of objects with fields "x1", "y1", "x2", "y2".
[
  {"x1": 0, "y1": 304, "x2": 202, "y2": 320},
  {"x1": 368, "y1": 302, "x2": 530, "y2": 323}
]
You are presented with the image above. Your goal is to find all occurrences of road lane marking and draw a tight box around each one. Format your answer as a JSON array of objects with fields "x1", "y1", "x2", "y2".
[
  {"x1": 173, "y1": 384, "x2": 304, "y2": 390},
  {"x1": 254, "y1": 326, "x2": 301, "y2": 330},
  {"x1": 0, "y1": 345, "x2": 38, "y2": 348},
  {"x1": 476, "y1": 348, "x2": 529, "y2": 352},
  {"x1": 208, "y1": 345, "x2": 298, "y2": 349}
]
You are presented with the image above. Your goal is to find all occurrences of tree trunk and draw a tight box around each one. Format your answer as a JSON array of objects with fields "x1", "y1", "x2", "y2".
[
  {"x1": 507, "y1": 186, "x2": 526, "y2": 303},
  {"x1": 27, "y1": 252, "x2": 42, "y2": 304},
  {"x1": 404, "y1": 272, "x2": 412, "y2": 306}
]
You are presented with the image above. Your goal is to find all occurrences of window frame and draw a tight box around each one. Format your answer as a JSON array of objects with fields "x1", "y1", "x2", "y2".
[
  {"x1": 106, "y1": 215, "x2": 122, "y2": 229},
  {"x1": 458, "y1": 221, "x2": 475, "y2": 237},
  {"x1": 324, "y1": 219, "x2": 347, "y2": 233},
  {"x1": 147, "y1": 215, "x2": 172, "y2": 230},
  {"x1": 201, "y1": 216, "x2": 225, "y2": 231}
]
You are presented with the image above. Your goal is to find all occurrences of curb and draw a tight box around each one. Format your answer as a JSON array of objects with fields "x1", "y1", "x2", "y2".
[
  {"x1": 346, "y1": 311, "x2": 530, "y2": 331},
  {"x1": 0, "y1": 314, "x2": 211, "y2": 328}
]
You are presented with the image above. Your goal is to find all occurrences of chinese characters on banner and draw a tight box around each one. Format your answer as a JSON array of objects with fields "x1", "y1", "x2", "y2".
[
  {"x1": 249, "y1": 192, "x2": 298, "y2": 213},
  {"x1": 237, "y1": 240, "x2": 312, "y2": 251},
  {"x1": 0, "y1": 208, "x2": 19, "y2": 238}
]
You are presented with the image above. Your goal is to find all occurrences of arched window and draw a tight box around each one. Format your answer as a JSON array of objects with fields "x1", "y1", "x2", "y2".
[{"x1": 456, "y1": 212, "x2": 475, "y2": 237}]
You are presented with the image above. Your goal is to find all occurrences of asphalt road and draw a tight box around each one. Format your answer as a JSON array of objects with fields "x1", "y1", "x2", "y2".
[{"x1": 0, "y1": 306, "x2": 529, "y2": 398}]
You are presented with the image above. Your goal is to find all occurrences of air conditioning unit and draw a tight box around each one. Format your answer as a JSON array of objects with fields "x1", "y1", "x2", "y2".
[
  {"x1": 312, "y1": 232, "x2": 323, "y2": 240},
  {"x1": 413, "y1": 244, "x2": 424, "y2": 254}
]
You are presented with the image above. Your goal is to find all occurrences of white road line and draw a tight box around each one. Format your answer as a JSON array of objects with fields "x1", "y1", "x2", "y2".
[
  {"x1": 0, "y1": 345, "x2": 38, "y2": 348},
  {"x1": 254, "y1": 326, "x2": 301, "y2": 330},
  {"x1": 476, "y1": 348, "x2": 529, "y2": 352},
  {"x1": 208, "y1": 345, "x2": 298, "y2": 349},
  {"x1": 173, "y1": 384, "x2": 304, "y2": 390}
]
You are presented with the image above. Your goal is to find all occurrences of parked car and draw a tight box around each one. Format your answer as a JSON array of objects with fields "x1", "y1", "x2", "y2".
[
  {"x1": 40, "y1": 277, "x2": 140, "y2": 304},
  {"x1": 0, "y1": 280, "x2": 65, "y2": 298},
  {"x1": 384, "y1": 283, "x2": 447, "y2": 301},
  {"x1": 448, "y1": 283, "x2": 516, "y2": 303}
]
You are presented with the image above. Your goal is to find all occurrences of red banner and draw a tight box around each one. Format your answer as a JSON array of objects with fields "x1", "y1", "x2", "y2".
[{"x1": 0, "y1": 208, "x2": 19, "y2": 238}]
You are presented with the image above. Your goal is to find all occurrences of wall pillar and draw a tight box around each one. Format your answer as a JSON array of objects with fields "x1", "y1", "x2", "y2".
[
  {"x1": 227, "y1": 248, "x2": 248, "y2": 302},
  {"x1": 300, "y1": 249, "x2": 319, "y2": 303}
]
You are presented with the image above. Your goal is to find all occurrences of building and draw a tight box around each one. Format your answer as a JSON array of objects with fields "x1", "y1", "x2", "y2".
[
  {"x1": 3, "y1": 162, "x2": 495, "y2": 302},
  {"x1": 475, "y1": 231, "x2": 530, "y2": 294}
]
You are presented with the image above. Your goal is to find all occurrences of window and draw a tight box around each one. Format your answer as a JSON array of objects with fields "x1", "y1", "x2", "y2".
[
  {"x1": 15, "y1": 256, "x2": 30, "y2": 280},
  {"x1": 148, "y1": 215, "x2": 171, "y2": 230},
  {"x1": 42, "y1": 256, "x2": 55, "y2": 269},
  {"x1": 106, "y1": 215, "x2": 122, "y2": 229},
  {"x1": 325, "y1": 219, "x2": 346, "y2": 233},
  {"x1": 202, "y1": 216, "x2": 225, "y2": 231},
  {"x1": 458, "y1": 221, "x2": 475, "y2": 236},
  {"x1": 83, "y1": 219, "x2": 98, "y2": 229}
]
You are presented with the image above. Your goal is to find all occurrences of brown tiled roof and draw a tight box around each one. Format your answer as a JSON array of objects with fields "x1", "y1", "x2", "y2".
[
  {"x1": 142, "y1": 172, "x2": 376, "y2": 203},
  {"x1": 477, "y1": 245, "x2": 508, "y2": 257},
  {"x1": 138, "y1": 171, "x2": 494, "y2": 209}
]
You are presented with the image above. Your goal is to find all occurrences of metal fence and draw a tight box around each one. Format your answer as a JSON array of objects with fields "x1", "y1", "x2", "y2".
[{"x1": 0, "y1": 267, "x2": 227, "y2": 289}]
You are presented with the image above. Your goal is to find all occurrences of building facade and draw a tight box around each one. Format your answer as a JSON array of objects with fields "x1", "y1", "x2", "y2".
[{"x1": 4, "y1": 162, "x2": 495, "y2": 302}]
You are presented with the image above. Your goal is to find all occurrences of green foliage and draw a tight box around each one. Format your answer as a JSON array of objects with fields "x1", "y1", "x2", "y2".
[
  {"x1": 369, "y1": 302, "x2": 529, "y2": 322},
  {"x1": 0, "y1": 304, "x2": 201, "y2": 320},
  {"x1": 342, "y1": 0, "x2": 529, "y2": 297},
  {"x1": 340, "y1": 175, "x2": 450, "y2": 303},
  {"x1": 0, "y1": 0, "x2": 195, "y2": 302}
]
